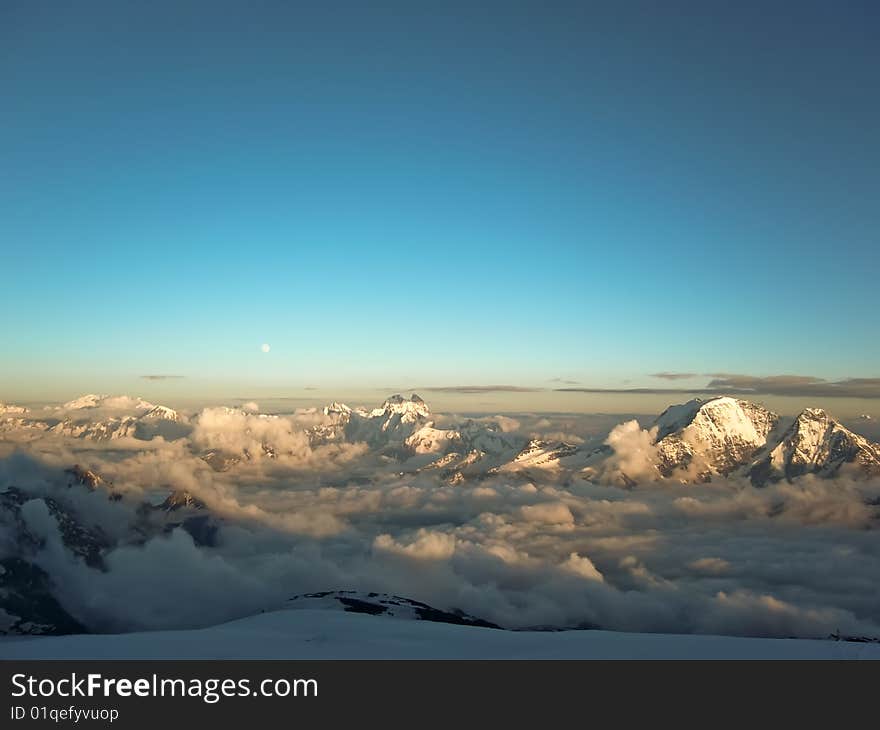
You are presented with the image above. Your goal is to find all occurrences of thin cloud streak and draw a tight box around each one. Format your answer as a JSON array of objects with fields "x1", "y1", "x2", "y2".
[
  {"x1": 559, "y1": 374, "x2": 880, "y2": 399},
  {"x1": 415, "y1": 385, "x2": 544, "y2": 394},
  {"x1": 650, "y1": 372, "x2": 698, "y2": 381}
]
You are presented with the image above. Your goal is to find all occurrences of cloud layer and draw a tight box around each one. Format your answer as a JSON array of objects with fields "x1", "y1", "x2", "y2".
[{"x1": 1, "y1": 402, "x2": 879, "y2": 642}]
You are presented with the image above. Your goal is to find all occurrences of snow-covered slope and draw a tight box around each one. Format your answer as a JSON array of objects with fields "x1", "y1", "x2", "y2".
[
  {"x1": 3, "y1": 608, "x2": 877, "y2": 659},
  {"x1": 140, "y1": 405, "x2": 182, "y2": 423},
  {"x1": 60, "y1": 394, "x2": 156, "y2": 411},
  {"x1": 310, "y1": 394, "x2": 433, "y2": 448},
  {"x1": 46, "y1": 397, "x2": 187, "y2": 441},
  {"x1": 287, "y1": 591, "x2": 500, "y2": 628},
  {"x1": 351, "y1": 393, "x2": 432, "y2": 446},
  {"x1": 749, "y1": 408, "x2": 880, "y2": 485},
  {"x1": 51, "y1": 416, "x2": 140, "y2": 441},
  {"x1": 502, "y1": 439, "x2": 582, "y2": 471},
  {"x1": 406, "y1": 419, "x2": 519, "y2": 457}
]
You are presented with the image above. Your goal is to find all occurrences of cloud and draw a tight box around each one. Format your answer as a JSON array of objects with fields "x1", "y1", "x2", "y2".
[
  {"x1": 519, "y1": 502, "x2": 575, "y2": 525},
  {"x1": 373, "y1": 529, "x2": 457, "y2": 561},
  {"x1": 688, "y1": 557, "x2": 732, "y2": 575},
  {"x1": 140, "y1": 375, "x2": 185, "y2": 381},
  {"x1": 417, "y1": 385, "x2": 543, "y2": 394},
  {"x1": 588, "y1": 420, "x2": 661, "y2": 486},
  {"x1": 650, "y1": 372, "x2": 698, "y2": 380},
  {"x1": 560, "y1": 552, "x2": 604, "y2": 582},
  {"x1": 557, "y1": 374, "x2": 880, "y2": 398},
  {"x1": 703, "y1": 374, "x2": 880, "y2": 398},
  {"x1": 549, "y1": 378, "x2": 581, "y2": 385}
]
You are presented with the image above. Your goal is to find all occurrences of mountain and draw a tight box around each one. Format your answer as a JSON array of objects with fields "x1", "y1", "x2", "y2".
[
  {"x1": 417, "y1": 449, "x2": 487, "y2": 485},
  {"x1": 286, "y1": 590, "x2": 501, "y2": 629},
  {"x1": 353, "y1": 393, "x2": 432, "y2": 447},
  {"x1": 503, "y1": 439, "x2": 582, "y2": 471},
  {"x1": 405, "y1": 419, "x2": 520, "y2": 457},
  {"x1": 749, "y1": 408, "x2": 880, "y2": 485},
  {"x1": 312, "y1": 394, "x2": 433, "y2": 449},
  {"x1": 48, "y1": 398, "x2": 187, "y2": 442},
  {"x1": 60, "y1": 394, "x2": 156, "y2": 411},
  {"x1": 652, "y1": 397, "x2": 779, "y2": 480},
  {"x1": 51, "y1": 416, "x2": 139, "y2": 441},
  {"x1": 140, "y1": 405, "x2": 181, "y2": 423},
  {"x1": 153, "y1": 490, "x2": 219, "y2": 547},
  {"x1": 0, "y1": 485, "x2": 109, "y2": 635},
  {"x1": 580, "y1": 396, "x2": 880, "y2": 486}
]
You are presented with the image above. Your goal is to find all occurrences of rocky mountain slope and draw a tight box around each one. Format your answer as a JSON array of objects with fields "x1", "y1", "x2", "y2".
[
  {"x1": 749, "y1": 408, "x2": 880, "y2": 485},
  {"x1": 583, "y1": 396, "x2": 880, "y2": 485}
]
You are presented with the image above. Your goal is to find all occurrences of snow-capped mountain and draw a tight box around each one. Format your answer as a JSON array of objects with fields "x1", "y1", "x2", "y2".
[
  {"x1": 286, "y1": 591, "x2": 500, "y2": 629},
  {"x1": 46, "y1": 397, "x2": 187, "y2": 441},
  {"x1": 580, "y1": 396, "x2": 880, "y2": 486},
  {"x1": 418, "y1": 449, "x2": 492, "y2": 485},
  {"x1": 60, "y1": 394, "x2": 156, "y2": 411},
  {"x1": 504, "y1": 439, "x2": 582, "y2": 471},
  {"x1": 0, "y1": 466, "x2": 229, "y2": 636},
  {"x1": 405, "y1": 419, "x2": 520, "y2": 457},
  {"x1": 652, "y1": 397, "x2": 779, "y2": 480},
  {"x1": 65, "y1": 464, "x2": 107, "y2": 490},
  {"x1": 51, "y1": 416, "x2": 140, "y2": 441},
  {"x1": 140, "y1": 405, "x2": 181, "y2": 423},
  {"x1": 749, "y1": 408, "x2": 880, "y2": 485},
  {"x1": 312, "y1": 394, "x2": 433, "y2": 449}
]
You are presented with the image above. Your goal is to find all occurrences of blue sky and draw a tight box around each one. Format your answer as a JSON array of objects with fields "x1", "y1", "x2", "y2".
[{"x1": 1, "y1": 2, "x2": 878, "y2": 405}]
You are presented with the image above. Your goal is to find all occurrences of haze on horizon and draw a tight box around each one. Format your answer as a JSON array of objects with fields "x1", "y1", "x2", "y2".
[{"x1": 2, "y1": 3, "x2": 878, "y2": 415}]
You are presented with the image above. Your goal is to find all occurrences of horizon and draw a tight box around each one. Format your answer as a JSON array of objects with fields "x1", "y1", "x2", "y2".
[{"x1": 4, "y1": 386, "x2": 879, "y2": 426}]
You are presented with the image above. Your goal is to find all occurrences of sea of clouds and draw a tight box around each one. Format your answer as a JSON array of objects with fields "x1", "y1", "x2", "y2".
[{"x1": 1, "y1": 404, "x2": 879, "y2": 641}]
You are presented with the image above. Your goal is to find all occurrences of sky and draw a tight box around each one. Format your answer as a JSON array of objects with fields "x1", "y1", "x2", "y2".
[{"x1": 1, "y1": 2, "x2": 878, "y2": 410}]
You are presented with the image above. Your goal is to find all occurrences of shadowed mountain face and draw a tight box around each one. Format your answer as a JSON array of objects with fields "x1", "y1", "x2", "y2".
[
  {"x1": 0, "y1": 480, "x2": 222, "y2": 635},
  {"x1": 0, "y1": 487, "x2": 105, "y2": 635}
]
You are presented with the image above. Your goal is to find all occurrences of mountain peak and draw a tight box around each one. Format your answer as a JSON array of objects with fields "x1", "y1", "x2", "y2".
[
  {"x1": 652, "y1": 396, "x2": 778, "y2": 478},
  {"x1": 322, "y1": 401, "x2": 352, "y2": 416},
  {"x1": 749, "y1": 407, "x2": 880, "y2": 485},
  {"x1": 61, "y1": 394, "x2": 155, "y2": 411},
  {"x1": 140, "y1": 405, "x2": 180, "y2": 422},
  {"x1": 377, "y1": 394, "x2": 431, "y2": 420}
]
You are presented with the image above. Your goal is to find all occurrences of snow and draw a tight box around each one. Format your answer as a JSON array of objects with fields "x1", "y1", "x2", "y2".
[
  {"x1": 754, "y1": 407, "x2": 880, "y2": 483},
  {"x1": 1, "y1": 609, "x2": 877, "y2": 660},
  {"x1": 60, "y1": 394, "x2": 156, "y2": 411},
  {"x1": 140, "y1": 405, "x2": 181, "y2": 422}
]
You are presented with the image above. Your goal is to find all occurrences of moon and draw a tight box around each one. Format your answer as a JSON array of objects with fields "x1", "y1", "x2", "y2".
[{"x1": 261, "y1": 343, "x2": 270, "y2": 353}]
